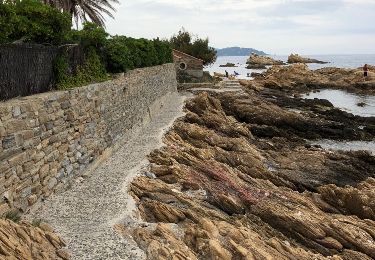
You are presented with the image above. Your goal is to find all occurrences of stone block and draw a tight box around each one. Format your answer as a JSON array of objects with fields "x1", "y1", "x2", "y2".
[
  {"x1": 47, "y1": 177, "x2": 58, "y2": 189},
  {"x1": 26, "y1": 119, "x2": 37, "y2": 128},
  {"x1": 15, "y1": 179, "x2": 32, "y2": 194},
  {"x1": 65, "y1": 165, "x2": 73, "y2": 175},
  {"x1": 6, "y1": 119, "x2": 27, "y2": 133},
  {"x1": 0, "y1": 161, "x2": 9, "y2": 174},
  {"x1": 0, "y1": 106, "x2": 10, "y2": 117},
  {"x1": 39, "y1": 164, "x2": 50, "y2": 179},
  {"x1": 8, "y1": 152, "x2": 27, "y2": 167},
  {"x1": 0, "y1": 126, "x2": 5, "y2": 137},
  {"x1": 20, "y1": 130, "x2": 34, "y2": 140},
  {"x1": 12, "y1": 106, "x2": 21, "y2": 117},
  {"x1": 2, "y1": 135, "x2": 16, "y2": 149},
  {"x1": 38, "y1": 113, "x2": 50, "y2": 124},
  {"x1": 60, "y1": 101, "x2": 71, "y2": 110},
  {"x1": 27, "y1": 194, "x2": 38, "y2": 206},
  {"x1": 32, "y1": 151, "x2": 45, "y2": 162},
  {"x1": 20, "y1": 187, "x2": 32, "y2": 199}
]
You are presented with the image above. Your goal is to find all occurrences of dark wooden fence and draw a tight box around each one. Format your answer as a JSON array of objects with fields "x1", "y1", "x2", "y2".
[
  {"x1": 0, "y1": 44, "x2": 84, "y2": 101},
  {"x1": 0, "y1": 44, "x2": 59, "y2": 100}
]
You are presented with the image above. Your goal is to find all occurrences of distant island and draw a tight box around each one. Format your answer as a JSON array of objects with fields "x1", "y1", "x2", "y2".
[{"x1": 216, "y1": 47, "x2": 267, "y2": 56}]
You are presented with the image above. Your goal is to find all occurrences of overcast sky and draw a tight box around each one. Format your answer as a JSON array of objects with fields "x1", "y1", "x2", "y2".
[{"x1": 106, "y1": 0, "x2": 375, "y2": 55}]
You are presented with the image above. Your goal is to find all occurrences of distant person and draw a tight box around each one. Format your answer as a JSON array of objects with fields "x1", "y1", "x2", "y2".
[
  {"x1": 234, "y1": 71, "x2": 240, "y2": 77},
  {"x1": 225, "y1": 70, "x2": 229, "y2": 78},
  {"x1": 363, "y1": 64, "x2": 368, "y2": 78}
]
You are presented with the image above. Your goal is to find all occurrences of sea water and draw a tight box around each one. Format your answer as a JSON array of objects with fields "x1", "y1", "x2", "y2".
[
  {"x1": 205, "y1": 54, "x2": 375, "y2": 79},
  {"x1": 303, "y1": 89, "x2": 375, "y2": 117},
  {"x1": 205, "y1": 54, "x2": 375, "y2": 154}
]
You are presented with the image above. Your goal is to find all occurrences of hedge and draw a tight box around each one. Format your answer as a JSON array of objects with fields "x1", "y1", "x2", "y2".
[{"x1": 0, "y1": 1, "x2": 174, "y2": 90}]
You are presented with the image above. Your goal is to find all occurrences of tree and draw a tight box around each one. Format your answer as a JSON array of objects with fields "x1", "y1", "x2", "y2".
[
  {"x1": 42, "y1": 0, "x2": 118, "y2": 27},
  {"x1": 170, "y1": 28, "x2": 217, "y2": 65},
  {"x1": 0, "y1": 0, "x2": 72, "y2": 44}
]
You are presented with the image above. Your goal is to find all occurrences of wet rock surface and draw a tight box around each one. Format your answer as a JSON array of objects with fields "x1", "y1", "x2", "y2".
[
  {"x1": 0, "y1": 219, "x2": 69, "y2": 260},
  {"x1": 128, "y1": 90, "x2": 375, "y2": 259}
]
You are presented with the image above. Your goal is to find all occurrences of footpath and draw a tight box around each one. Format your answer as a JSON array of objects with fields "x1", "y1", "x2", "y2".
[{"x1": 27, "y1": 92, "x2": 188, "y2": 260}]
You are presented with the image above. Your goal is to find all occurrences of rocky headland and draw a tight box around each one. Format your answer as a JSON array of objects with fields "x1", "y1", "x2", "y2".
[
  {"x1": 288, "y1": 54, "x2": 328, "y2": 64},
  {"x1": 125, "y1": 73, "x2": 375, "y2": 259},
  {"x1": 246, "y1": 53, "x2": 285, "y2": 68}
]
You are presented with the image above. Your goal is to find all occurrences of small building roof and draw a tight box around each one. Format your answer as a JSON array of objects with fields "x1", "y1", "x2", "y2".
[{"x1": 172, "y1": 49, "x2": 204, "y2": 63}]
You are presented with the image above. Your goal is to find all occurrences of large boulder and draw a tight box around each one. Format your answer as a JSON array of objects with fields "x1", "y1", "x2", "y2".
[
  {"x1": 246, "y1": 53, "x2": 285, "y2": 66},
  {"x1": 288, "y1": 54, "x2": 328, "y2": 64}
]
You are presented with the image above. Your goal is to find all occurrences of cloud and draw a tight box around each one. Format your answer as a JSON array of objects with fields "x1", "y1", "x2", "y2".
[{"x1": 105, "y1": 0, "x2": 375, "y2": 54}]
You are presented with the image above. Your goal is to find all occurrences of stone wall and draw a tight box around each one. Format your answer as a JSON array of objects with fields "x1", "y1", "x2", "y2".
[{"x1": 0, "y1": 63, "x2": 177, "y2": 214}]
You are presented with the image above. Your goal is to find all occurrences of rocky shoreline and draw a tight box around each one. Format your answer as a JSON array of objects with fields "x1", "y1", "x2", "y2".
[
  {"x1": 2, "y1": 64, "x2": 374, "y2": 259},
  {"x1": 126, "y1": 67, "x2": 375, "y2": 259}
]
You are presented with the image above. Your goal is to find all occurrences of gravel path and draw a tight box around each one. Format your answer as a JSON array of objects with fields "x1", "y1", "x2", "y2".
[{"x1": 27, "y1": 92, "x2": 188, "y2": 260}]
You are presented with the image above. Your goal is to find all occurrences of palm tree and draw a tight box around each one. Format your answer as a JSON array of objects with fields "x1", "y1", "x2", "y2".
[{"x1": 42, "y1": 0, "x2": 119, "y2": 27}]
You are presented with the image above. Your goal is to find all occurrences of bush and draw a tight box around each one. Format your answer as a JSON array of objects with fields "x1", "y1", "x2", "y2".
[
  {"x1": 0, "y1": 1, "x2": 174, "y2": 89},
  {"x1": 54, "y1": 48, "x2": 107, "y2": 89},
  {"x1": 170, "y1": 28, "x2": 217, "y2": 65},
  {"x1": 153, "y1": 38, "x2": 173, "y2": 65},
  {"x1": 0, "y1": 0, "x2": 72, "y2": 44},
  {"x1": 68, "y1": 22, "x2": 108, "y2": 49},
  {"x1": 104, "y1": 36, "x2": 133, "y2": 73},
  {"x1": 104, "y1": 36, "x2": 173, "y2": 73}
]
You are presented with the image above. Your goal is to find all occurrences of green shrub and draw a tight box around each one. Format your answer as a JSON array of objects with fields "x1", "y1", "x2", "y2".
[
  {"x1": 104, "y1": 36, "x2": 133, "y2": 73},
  {"x1": 68, "y1": 22, "x2": 108, "y2": 49},
  {"x1": 170, "y1": 28, "x2": 217, "y2": 65},
  {"x1": 104, "y1": 36, "x2": 173, "y2": 73},
  {"x1": 55, "y1": 48, "x2": 107, "y2": 90},
  {"x1": 0, "y1": 0, "x2": 71, "y2": 44},
  {"x1": 153, "y1": 38, "x2": 173, "y2": 65}
]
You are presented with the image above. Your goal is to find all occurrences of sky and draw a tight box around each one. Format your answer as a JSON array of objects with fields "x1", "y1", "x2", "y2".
[{"x1": 106, "y1": 0, "x2": 375, "y2": 55}]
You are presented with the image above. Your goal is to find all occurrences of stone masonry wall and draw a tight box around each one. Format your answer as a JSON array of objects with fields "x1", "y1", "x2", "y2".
[{"x1": 0, "y1": 63, "x2": 177, "y2": 214}]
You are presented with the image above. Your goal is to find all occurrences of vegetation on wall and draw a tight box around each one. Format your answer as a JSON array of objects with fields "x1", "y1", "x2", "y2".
[
  {"x1": 104, "y1": 36, "x2": 172, "y2": 73},
  {"x1": 54, "y1": 47, "x2": 107, "y2": 90},
  {"x1": 170, "y1": 28, "x2": 217, "y2": 66},
  {"x1": 0, "y1": 0, "x2": 173, "y2": 90}
]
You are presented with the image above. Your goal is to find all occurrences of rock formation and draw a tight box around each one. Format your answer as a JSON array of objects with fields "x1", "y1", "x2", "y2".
[
  {"x1": 127, "y1": 90, "x2": 375, "y2": 259},
  {"x1": 0, "y1": 219, "x2": 69, "y2": 259},
  {"x1": 288, "y1": 54, "x2": 328, "y2": 64},
  {"x1": 219, "y1": 63, "x2": 237, "y2": 67},
  {"x1": 246, "y1": 64, "x2": 267, "y2": 69},
  {"x1": 246, "y1": 53, "x2": 285, "y2": 66},
  {"x1": 242, "y1": 63, "x2": 375, "y2": 93}
]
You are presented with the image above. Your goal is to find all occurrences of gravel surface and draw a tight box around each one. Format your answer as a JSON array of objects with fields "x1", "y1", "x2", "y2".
[{"x1": 27, "y1": 92, "x2": 188, "y2": 260}]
